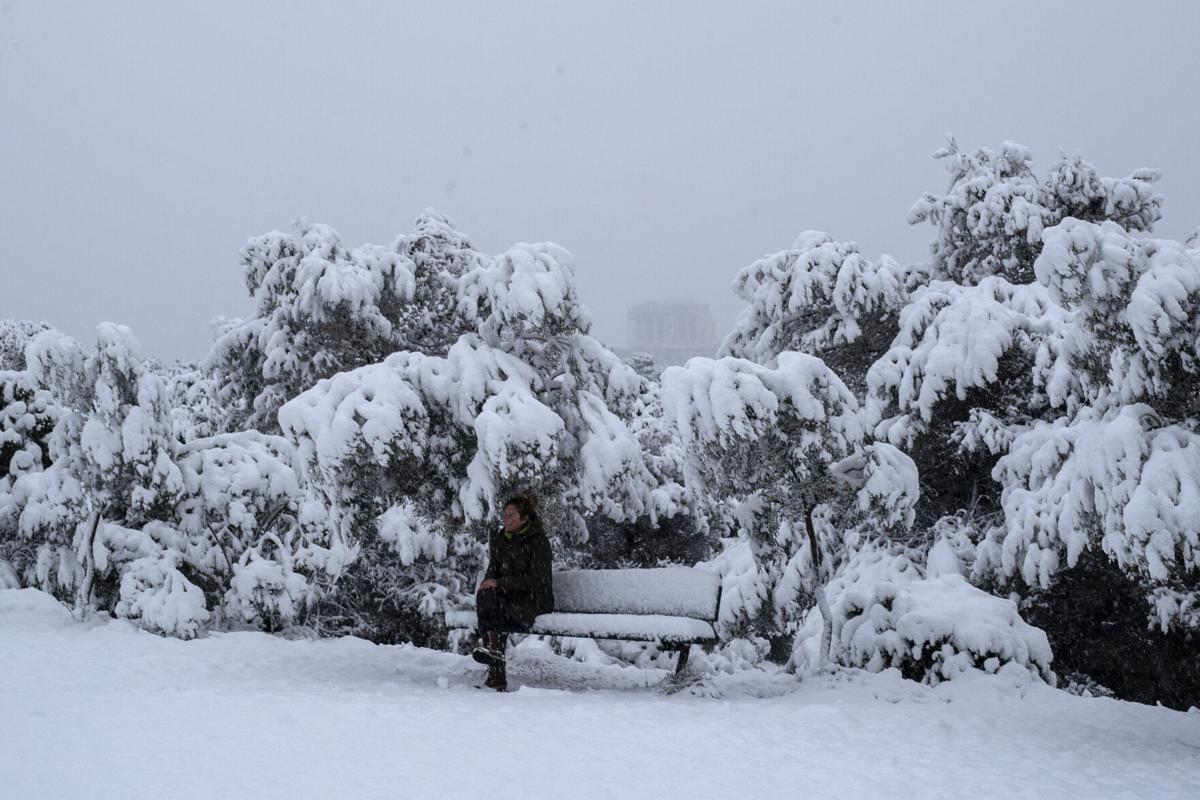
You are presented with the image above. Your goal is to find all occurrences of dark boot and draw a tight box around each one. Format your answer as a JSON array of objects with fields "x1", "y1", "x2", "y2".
[
  {"x1": 472, "y1": 631, "x2": 505, "y2": 666},
  {"x1": 483, "y1": 659, "x2": 507, "y2": 691}
]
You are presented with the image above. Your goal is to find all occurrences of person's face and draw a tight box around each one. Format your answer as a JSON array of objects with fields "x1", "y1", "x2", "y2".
[{"x1": 502, "y1": 504, "x2": 526, "y2": 533}]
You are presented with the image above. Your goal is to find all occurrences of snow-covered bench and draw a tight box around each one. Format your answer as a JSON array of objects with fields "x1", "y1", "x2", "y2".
[{"x1": 445, "y1": 567, "x2": 722, "y2": 675}]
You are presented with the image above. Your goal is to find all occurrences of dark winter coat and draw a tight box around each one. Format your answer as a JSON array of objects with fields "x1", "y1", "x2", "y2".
[{"x1": 483, "y1": 517, "x2": 555, "y2": 627}]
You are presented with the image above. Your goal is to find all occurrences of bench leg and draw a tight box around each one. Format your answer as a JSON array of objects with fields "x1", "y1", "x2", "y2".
[{"x1": 674, "y1": 645, "x2": 691, "y2": 675}]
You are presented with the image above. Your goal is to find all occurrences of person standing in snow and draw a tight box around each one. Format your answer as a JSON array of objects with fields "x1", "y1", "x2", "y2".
[{"x1": 473, "y1": 494, "x2": 555, "y2": 691}]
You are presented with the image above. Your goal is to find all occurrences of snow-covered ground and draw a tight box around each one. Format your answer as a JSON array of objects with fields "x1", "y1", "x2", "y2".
[{"x1": 3, "y1": 589, "x2": 1197, "y2": 800}]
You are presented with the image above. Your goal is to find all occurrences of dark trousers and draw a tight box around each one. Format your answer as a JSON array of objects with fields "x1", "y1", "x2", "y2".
[{"x1": 476, "y1": 587, "x2": 529, "y2": 638}]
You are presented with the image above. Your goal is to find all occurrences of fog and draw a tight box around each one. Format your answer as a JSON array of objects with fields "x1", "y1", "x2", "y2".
[{"x1": 2, "y1": 1, "x2": 1197, "y2": 361}]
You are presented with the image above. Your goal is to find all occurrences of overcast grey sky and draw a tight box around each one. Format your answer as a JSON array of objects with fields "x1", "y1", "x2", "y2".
[{"x1": 3, "y1": 1, "x2": 1198, "y2": 361}]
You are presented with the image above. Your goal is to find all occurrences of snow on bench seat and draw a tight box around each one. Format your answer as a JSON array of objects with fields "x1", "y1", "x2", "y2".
[
  {"x1": 445, "y1": 610, "x2": 717, "y2": 644},
  {"x1": 551, "y1": 568, "x2": 720, "y2": 620},
  {"x1": 445, "y1": 608, "x2": 481, "y2": 629}
]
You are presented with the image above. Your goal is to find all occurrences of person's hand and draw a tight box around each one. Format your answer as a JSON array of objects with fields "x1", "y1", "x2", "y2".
[{"x1": 479, "y1": 578, "x2": 498, "y2": 591}]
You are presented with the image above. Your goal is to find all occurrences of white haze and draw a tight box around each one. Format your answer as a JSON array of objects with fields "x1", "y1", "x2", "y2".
[{"x1": 2, "y1": 0, "x2": 1198, "y2": 361}]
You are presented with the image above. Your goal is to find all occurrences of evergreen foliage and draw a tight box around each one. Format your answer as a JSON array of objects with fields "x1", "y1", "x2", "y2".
[
  {"x1": 909, "y1": 138, "x2": 1161, "y2": 285},
  {"x1": 0, "y1": 320, "x2": 52, "y2": 371},
  {"x1": 272, "y1": 218, "x2": 691, "y2": 640},
  {"x1": 209, "y1": 211, "x2": 478, "y2": 433},
  {"x1": 0, "y1": 326, "x2": 343, "y2": 637}
]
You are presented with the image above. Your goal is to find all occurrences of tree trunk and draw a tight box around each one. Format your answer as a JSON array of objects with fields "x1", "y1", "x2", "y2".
[
  {"x1": 804, "y1": 504, "x2": 833, "y2": 668},
  {"x1": 814, "y1": 585, "x2": 833, "y2": 667},
  {"x1": 75, "y1": 511, "x2": 102, "y2": 616}
]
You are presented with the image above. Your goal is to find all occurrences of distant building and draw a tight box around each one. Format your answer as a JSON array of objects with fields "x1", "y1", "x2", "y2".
[{"x1": 626, "y1": 302, "x2": 719, "y2": 368}]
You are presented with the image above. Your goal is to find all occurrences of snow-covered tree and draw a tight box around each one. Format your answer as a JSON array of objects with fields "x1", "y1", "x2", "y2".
[
  {"x1": 885, "y1": 143, "x2": 1199, "y2": 707},
  {"x1": 981, "y1": 220, "x2": 1200, "y2": 634},
  {"x1": 864, "y1": 275, "x2": 1075, "y2": 525},
  {"x1": 720, "y1": 231, "x2": 922, "y2": 397},
  {"x1": 0, "y1": 325, "x2": 342, "y2": 638},
  {"x1": 0, "y1": 320, "x2": 61, "y2": 588},
  {"x1": 276, "y1": 233, "x2": 672, "y2": 640},
  {"x1": 14, "y1": 325, "x2": 185, "y2": 612},
  {"x1": 0, "y1": 319, "x2": 52, "y2": 371},
  {"x1": 597, "y1": 367, "x2": 704, "y2": 567},
  {"x1": 663, "y1": 353, "x2": 918, "y2": 659},
  {"x1": 209, "y1": 211, "x2": 479, "y2": 433},
  {"x1": 909, "y1": 139, "x2": 1162, "y2": 285},
  {"x1": 392, "y1": 211, "x2": 483, "y2": 352},
  {"x1": 1034, "y1": 218, "x2": 1200, "y2": 412},
  {"x1": 174, "y1": 431, "x2": 347, "y2": 632},
  {"x1": 0, "y1": 369, "x2": 59, "y2": 587},
  {"x1": 162, "y1": 362, "x2": 222, "y2": 443},
  {"x1": 0, "y1": 371, "x2": 56, "y2": 484}
]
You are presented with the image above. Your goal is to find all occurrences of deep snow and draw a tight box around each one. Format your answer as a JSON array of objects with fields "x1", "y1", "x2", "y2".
[{"x1": 2, "y1": 588, "x2": 1197, "y2": 800}]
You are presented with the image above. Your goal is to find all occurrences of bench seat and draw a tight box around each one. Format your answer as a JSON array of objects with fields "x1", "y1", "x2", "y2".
[
  {"x1": 447, "y1": 567, "x2": 723, "y2": 674},
  {"x1": 445, "y1": 609, "x2": 717, "y2": 645}
]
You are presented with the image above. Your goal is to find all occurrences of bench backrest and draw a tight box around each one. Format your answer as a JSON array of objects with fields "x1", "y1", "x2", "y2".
[{"x1": 551, "y1": 568, "x2": 721, "y2": 621}]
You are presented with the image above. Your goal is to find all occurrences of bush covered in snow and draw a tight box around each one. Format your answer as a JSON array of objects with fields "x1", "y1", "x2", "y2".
[
  {"x1": 1016, "y1": 547, "x2": 1200, "y2": 710},
  {"x1": 0, "y1": 325, "x2": 345, "y2": 638},
  {"x1": 791, "y1": 545, "x2": 1053, "y2": 684}
]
